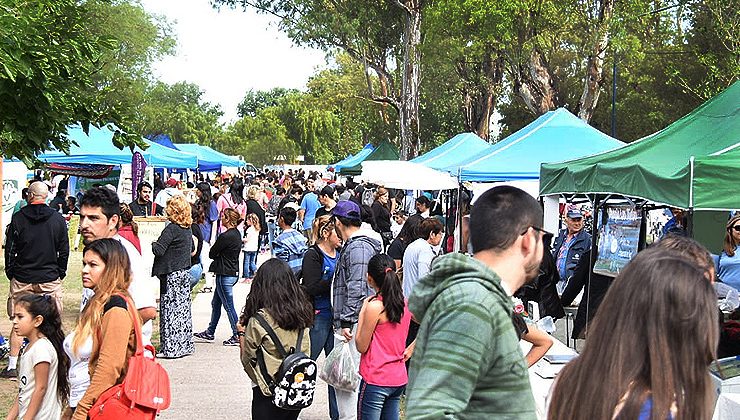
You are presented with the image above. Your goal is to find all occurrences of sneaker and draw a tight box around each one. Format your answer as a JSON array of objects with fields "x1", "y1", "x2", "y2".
[
  {"x1": 223, "y1": 335, "x2": 240, "y2": 346},
  {"x1": 0, "y1": 367, "x2": 17, "y2": 380},
  {"x1": 193, "y1": 331, "x2": 214, "y2": 342}
]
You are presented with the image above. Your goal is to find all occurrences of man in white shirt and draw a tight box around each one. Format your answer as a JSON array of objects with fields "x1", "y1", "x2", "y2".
[
  {"x1": 78, "y1": 187, "x2": 157, "y2": 344},
  {"x1": 402, "y1": 217, "x2": 444, "y2": 298},
  {"x1": 154, "y1": 177, "x2": 183, "y2": 210}
]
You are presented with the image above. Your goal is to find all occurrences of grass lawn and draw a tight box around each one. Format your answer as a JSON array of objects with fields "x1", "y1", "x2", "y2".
[{"x1": 0, "y1": 251, "x2": 161, "y2": 417}]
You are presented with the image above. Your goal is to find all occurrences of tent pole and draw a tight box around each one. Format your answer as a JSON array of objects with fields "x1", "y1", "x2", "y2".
[{"x1": 457, "y1": 168, "x2": 463, "y2": 253}]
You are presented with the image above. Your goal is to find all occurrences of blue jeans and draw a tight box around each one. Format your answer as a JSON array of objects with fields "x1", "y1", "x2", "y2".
[
  {"x1": 357, "y1": 380, "x2": 405, "y2": 420},
  {"x1": 188, "y1": 263, "x2": 203, "y2": 291},
  {"x1": 242, "y1": 251, "x2": 257, "y2": 278},
  {"x1": 207, "y1": 275, "x2": 239, "y2": 337},
  {"x1": 310, "y1": 315, "x2": 339, "y2": 420},
  {"x1": 267, "y1": 218, "x2": 277, "y2": 250}
]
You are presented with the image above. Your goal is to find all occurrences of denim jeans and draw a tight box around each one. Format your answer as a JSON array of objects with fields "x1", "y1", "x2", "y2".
[
  {"x1": 242, "y1": 251, "x2": 257, "y2": 278},
  {"x1": 188, "y1": 263, "x2": 203, "y2": 291},
  {"x1": 310, "y1": 315, "x2": 339, "y2": 420},
  {"x1": 357, "y1": 380, "x2": 405, "y2": 420},
  {"x1": 207, "y1": 275, "x2": 239, "y2": 337},
  {"x1": 267, "y1": 218, "x2": 277, "y2": 250}
]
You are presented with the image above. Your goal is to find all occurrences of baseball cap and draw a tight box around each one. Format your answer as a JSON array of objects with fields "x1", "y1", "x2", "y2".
[
  {"x1": 332, "y1": 200, "x2": 361, "y2": 220},
  {"x1": 566, "y1": 208, "x2": 583, "y2": 219},
  {"x1": 166, "y1": 177, "x2": 178, "y2": 187}
]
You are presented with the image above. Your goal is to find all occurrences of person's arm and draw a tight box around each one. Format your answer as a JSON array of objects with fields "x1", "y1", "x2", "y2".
[
  {"x1": 23, "y1": 361, "x2": 50, "y2": 419},
  {"x1": 56, "y1": 217, "x2": 70, "y2": 279},
  {"x1": 239, "y1": 317, "x2": 262, "y2": 383},
  {"x1": 418, "y1": 246, "x2": 434, "y2": 279},
  {"x1": 5, "y1": 394, "x2": 18, "y2": 420},
  {"x1": 522, "y1": 326, "x2": 553, "y2": 367},
  {"x1": 355, "y1": 298, "x2": 383, "y2": 354},
  {"x1": 405, "y1": 298, "x2": 496, "y2": 419},
  {"x1": 152, "y1": 224, "x2": 177, "y2": 257},
  {"x1": 209, "y1": 231, "x2": 228, "y2": 259},
  {"x1": 460, "y1": 216, "x2": 470, "y2": 253},
  {"x1": 73, "y1": 307, "x2": 133, "y2": 420},
  {"x1": 561, "y1": 251, "x2": 590, "y2": 306},
  {"x1": 4, "y1": 222, "x2": 16, "y2": 279},
  {"x1": 301, "y1": 248, "x2": 329, "y2": 296},
  {"x1": 403, "y1": 339, "x2": 416, "y2": 362}
]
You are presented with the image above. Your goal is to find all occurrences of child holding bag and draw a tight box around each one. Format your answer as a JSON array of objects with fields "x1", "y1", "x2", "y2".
[
  {"x1": 7, "y1": 295, "x2": 70, "y2": 420},
  {"x1": 355, "y1": 254, "x2": 413, "y2": 420},
  {"x1": 238, "y1": 258, "x2": 313, "y2": 420}
]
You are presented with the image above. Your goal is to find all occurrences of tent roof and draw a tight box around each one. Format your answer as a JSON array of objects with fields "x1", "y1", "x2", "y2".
[
  {"x1": 151, "y1": 135, "x2": 221, "y2": 171},
  {"x1": 331, "y1": 144, "x2": 374, "y2": 172},
  {"x1": 456, "y1": 108, "x2": 624, "y2": 181},
  {"x1": 339, "y1": 141, "x2": 399, "y2": 176},
  {"x1": 411, "y1": 132, "x2": 493, "y2": 172},
  {"x1": 37, "y1": 125, "x2": 198, "y2": 169},
  {"x1": 359, "y1": 160, "x2": 458, "y2": 190},
  {"x1": 175, "y1": 143, "x2": 244, "y2": 168},
  {"x1": 540, "y1": 81, "x2": 740, "y2": 209}
]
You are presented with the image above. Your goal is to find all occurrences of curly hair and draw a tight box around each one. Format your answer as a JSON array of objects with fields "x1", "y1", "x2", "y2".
[
  {"x1": 119, "y1": 203, "x2": 138, "y2": 235},
  {"x1": 166, "y1": 195, "x2": 192, "y2": 228}
]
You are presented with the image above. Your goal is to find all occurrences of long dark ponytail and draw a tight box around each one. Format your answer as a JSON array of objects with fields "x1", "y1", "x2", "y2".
[
  {"x1": 367, "y1": 254, "x2": 404, "y2": 323},
  {"x1": 16, "y1": 294, "x2": 70, "y2": 406}
]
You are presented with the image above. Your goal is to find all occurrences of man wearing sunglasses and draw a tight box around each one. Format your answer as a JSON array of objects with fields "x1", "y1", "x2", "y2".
[
  {"x1": 552, "y1": 207, "x2": 591, "y2": 294},
  {"x1": 405, "y1": 186, "x2": 543, "y2": 419}
]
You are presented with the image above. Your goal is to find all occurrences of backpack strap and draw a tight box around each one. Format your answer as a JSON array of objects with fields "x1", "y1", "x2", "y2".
[
  {"x1": 254, "y1": 312, "x2": 289, "y2": 358},
  {"x1": 295, "y1": 327, "x2": 304, "y2": 352}
]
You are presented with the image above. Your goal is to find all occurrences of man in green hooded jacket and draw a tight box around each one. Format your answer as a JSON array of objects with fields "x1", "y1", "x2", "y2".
[{"x1": 406, "y1": 186, "x2": 544, "y2": 419}]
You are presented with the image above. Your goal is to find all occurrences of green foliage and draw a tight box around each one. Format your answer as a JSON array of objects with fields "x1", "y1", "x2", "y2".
[
  {"x1": 140, "y1": 81, "x2": 225, "y2": 145},
  {"x1": 237, "y1": 87, "x2": 298, "y2": 118}
]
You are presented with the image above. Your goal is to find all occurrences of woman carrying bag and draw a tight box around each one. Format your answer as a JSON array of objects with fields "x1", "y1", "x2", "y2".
[{"x1": 238, "y1": 258, "x2": 313, "y2": 420}]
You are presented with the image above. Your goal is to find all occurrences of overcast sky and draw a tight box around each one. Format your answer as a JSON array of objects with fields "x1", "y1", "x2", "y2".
[{"x1": 140, "y1": 0, "x2": 327, "y2": 123}]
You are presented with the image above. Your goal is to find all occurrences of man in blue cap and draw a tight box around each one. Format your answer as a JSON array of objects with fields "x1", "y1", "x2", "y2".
[{"x1": 552, "y1": 207, "x2": 591, "y2": 294}]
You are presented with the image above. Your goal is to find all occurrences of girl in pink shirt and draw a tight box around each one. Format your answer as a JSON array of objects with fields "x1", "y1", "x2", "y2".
[{"x1": 355, "y1": 254, "x2": 413, "y2": 420}]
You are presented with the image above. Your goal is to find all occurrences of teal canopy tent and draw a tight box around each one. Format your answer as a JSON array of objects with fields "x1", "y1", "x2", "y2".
[{"x1": 411, "y1": 132, "x2": 494, "y2": 172}]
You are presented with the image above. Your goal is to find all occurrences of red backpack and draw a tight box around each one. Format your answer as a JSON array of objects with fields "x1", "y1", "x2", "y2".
[{"x1": 89, "y1": 296, "x2": 171, "y2": 419}]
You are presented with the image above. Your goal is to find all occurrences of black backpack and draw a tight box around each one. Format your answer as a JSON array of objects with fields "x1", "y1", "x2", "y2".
[{"x1": 254, "y1": 313, "x2": 316, "y2": 410}]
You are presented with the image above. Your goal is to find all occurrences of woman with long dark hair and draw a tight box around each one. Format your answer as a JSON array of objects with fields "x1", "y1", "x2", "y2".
[
  {"x1": 548, "y1": 247, "x2": 718, "y2": 420},
  {"x1": 387, "y1": 214, "x2": 423, "y2": 268},
  {"x1": 238, "y1": 258, "x2": 313, "y2": 420},
  {"x1": 355, "y1": 254, "x2": 413, "y2": 420}
]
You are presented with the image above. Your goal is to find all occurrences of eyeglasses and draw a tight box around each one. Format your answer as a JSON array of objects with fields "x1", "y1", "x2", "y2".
[
  {"x1": 730, "y1": 225, "x2": 740, "y2": 232},
  {"x1": 521, "y1": 225, "x2": 553, "y2": 240}
]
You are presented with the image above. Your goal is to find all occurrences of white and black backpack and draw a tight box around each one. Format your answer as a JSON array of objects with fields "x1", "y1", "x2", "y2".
[{"x1": 254, "y1": 313, "x2": 316, "y2": 410}]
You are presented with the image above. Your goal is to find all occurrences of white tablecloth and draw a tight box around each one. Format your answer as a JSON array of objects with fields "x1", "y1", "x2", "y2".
[
  {"x1": 713, "y1": 392, "x2": 740, "y2": 420},
  {"x1": 521, "y1": 336, "x2": 578, "y2": 419}
]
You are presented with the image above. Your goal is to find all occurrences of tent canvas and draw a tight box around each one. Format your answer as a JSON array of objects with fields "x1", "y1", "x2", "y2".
[
  {"x1": 339, "y1": 141, "x2": 399, "y2": 176},
  {"x1": 411, "y1": 132, "x2": 494, "y2": 172},
  {"x1": 150, "y1": 135, "x2": 221, "y2": 171},
  {"x1": 540, "y1": 81, "x2": 740, "y2": 210},
  {"x1": 331, "y1": 144, "x2": 374, "y2": 172},
  {"x1": 37, "y1": 125, "x2": 199, "y2": 169},
  {"x1": 175, "y1": 143, "x2": 243, "y2": 168},
  {"x1": 454, "y1": 108, "x2": 624, "y2": 181},
  {"x1": 359, "y1": 160, "x2": 458, "y2": 190}
]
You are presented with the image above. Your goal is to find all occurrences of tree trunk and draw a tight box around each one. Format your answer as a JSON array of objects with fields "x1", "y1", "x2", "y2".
[
  {"x1": 577, "y1": 0, "x2": 614, "y2": 121},
  {"x1": 398, "y1": 0, "x2": 423, "y2": 160},
  {"x1": 458, "y1": 49, "x2": 505, "y2": 140},
  {"x1": 513, "y1": 48, "x2": 560, "y2": 115}
]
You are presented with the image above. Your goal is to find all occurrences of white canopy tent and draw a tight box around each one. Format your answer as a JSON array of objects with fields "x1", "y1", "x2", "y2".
[{"x1": 358, "y1": 160, "x2": 459, "y2": 190}]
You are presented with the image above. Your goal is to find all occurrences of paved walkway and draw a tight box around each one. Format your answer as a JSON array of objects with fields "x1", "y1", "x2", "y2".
[{"x1": 159, "y1": 253, "x2": 331, "y2": 419}]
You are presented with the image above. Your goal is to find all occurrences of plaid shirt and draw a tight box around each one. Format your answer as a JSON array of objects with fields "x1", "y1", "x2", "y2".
[{"x1": 273, "y1": 229, "x2": 307, "y2": 274}]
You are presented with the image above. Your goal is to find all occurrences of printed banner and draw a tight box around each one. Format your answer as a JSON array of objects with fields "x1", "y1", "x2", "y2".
[
  {"x1": 594, "y1": 205, "x2": 641, "y2": 277},
  {"x1": 132, "y1": 152, "x2": 147, "y2": 202}
]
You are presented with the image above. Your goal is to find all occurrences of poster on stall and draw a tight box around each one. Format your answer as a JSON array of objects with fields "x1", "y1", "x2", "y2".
[
  {"x1": 2, "y1": 161, "x2": 30, "y2": 237},
  {"x1": 594, "y1": 205, "x2": 641, "y2": 277}
]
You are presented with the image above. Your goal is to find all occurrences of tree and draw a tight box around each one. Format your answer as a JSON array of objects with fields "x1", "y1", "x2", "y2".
[
  {"x1": 237, "y1": 87, "x2": 297, "y2": 118},
  {"x1": 0, "y1": 0, "x2": 159, "y2": 162},
  {"x1": 219, "y1": 109, "x2": 298, "y2": 166},
  {"x1": 140, "y1": 81, "x2": 225, "y2": 145}
]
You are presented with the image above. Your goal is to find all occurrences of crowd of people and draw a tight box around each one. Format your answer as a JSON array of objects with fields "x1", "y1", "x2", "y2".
[{"x1": 2, "y1": 166, "x2": 739, "y2": 419}]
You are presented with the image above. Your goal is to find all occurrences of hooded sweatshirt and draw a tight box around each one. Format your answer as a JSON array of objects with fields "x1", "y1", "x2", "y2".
[
  {"x1": 332, "y1": 233, "x2": 383, "y2": 329},
  {"x1": 273, "y1": 229, "x2": 308, "y2": 275},
  {"x1": 406, "y1": 253, "x2": 536, "y2": 419},
  {"x1": 4, "y1": 203, "x2": 69, "y2": 283}
]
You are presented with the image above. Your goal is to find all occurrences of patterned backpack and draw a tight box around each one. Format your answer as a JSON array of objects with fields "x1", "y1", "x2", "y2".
[{"x1": 254, "y1": 313, "x2": 316, "y2": 410}]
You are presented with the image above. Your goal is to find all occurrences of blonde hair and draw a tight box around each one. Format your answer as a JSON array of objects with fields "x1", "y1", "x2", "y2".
[
  {"x1": 374, "y1": 186, "x2": 388, "y2": 201},
  {"x1": 222, "y1": 207, "x2": 242, "y2": 229},
  {"x1": 724, "y1": 215, "x2": 740, "y2": 256},
  {"x1": 74, "y1": 239, "x2": 136, "y2": 354},
  {"x1": 246, "y1": 213, "x2": 261, "y2": 232},
  {"x1": 246, "y1": 185, "x2": 261, "y2": 200},
  {"x1": 166, "y1": 195, "x2": 192, "y2": 228},
  {"x1": 311, "y1": 215, "x2": 334, "y2": 245}
]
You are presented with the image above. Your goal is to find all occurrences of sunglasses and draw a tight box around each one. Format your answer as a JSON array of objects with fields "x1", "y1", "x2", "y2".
[{"x1": 730, "y1": 225, "x2": 740, "y2": 232}]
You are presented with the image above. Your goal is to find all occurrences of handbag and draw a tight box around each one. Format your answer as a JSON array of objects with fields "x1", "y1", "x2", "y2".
[{"x1": 89, "y1": 296, "x2": 171, "y2": 419}]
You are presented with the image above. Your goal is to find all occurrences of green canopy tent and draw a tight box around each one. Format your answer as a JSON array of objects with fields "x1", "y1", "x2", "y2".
[
  {"x1": 540, "y1": 81, "x2": 740, "y2": 210},
  {"x1": 339, "y1": 141, "x2": 399, "y2": 176}
]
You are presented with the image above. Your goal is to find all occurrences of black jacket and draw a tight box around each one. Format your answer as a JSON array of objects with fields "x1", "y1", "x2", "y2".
[
  {"x1": 371, "y1": 201, "x2": 391, "y2": 233},
  {"x1": 190, "y1": 224, "x2": 203, "y2": 266},
  {"x1": 152, "y1": 223, "x2": 192, "y2": 276},
  {"x1": 552, "y1": 228, "x2": 591, "y2": 281},
  {"x1": 515, "y1": 241, "x2": 565, "y2": 319},
  {"x1": 209, "y1": 228, "x2": 242, "y2": 276},
  {"x1": 560, "y1": 249, "x2": 614, "y2": 339},
  {"x1": 4, "y1": 203, "x2": 69, "y2": 283},
  {"x1": 129, "y1": 199, "x2": 162, "y2": 217},
  {"x1": 301, "y1": 245, "x2": 331, "y2": 298},
  {"x1": 245, "y1": 199, "x2": 266, "y2": 235}
]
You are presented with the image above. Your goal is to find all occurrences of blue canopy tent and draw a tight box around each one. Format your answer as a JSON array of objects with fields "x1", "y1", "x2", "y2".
[
  {"x1": 411, "y1": 132, "x2": 494, "y2": 172},
  {"x1": 37, "y1": 125, "x2": 199, "y2": 169},
  {"x1": 331, "y1": 144, "x2": 375, "y2": 172},
  {"x1": 176, "y1": 143, "x2": 244, "y2": 168},
  {"x1": 327, "y1": 153, "x2": 354, "y2": 171},
  {"x1": 453, "y1": 108, "x2": 625, "y2": 181},
  {"x1": 150, "y1": 135, "x2": 222, "y2": 171}
]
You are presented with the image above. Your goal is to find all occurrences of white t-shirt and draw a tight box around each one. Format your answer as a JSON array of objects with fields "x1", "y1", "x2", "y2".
[
  {"x1": 242, "y1": 226, "x2": 259, "y2": 252},
  {"x1": 402, "y1": 238, "x2": 436, "y2": 298},
  {"x1": 80, "y1": 235, "x2": 156, "y2": 346},
  {"x1": 62, "y1": 332, "x2": 92, "y2": 408},
  {"x1": 18, "y1": 337, "x2": 61, "y2": 420}
]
